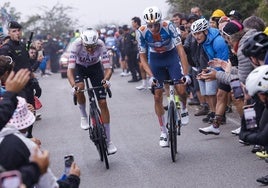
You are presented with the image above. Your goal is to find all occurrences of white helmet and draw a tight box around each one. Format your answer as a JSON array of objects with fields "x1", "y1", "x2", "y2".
[
  {"x1": 246, "y1": 65, "x2": 268, "y2": 96},
  {"x1": 143, "y1": 6, "x2": 162, "y2": 24},
  {"x1": 191, "y1": 18, "x2": 209, "y2": 34},
  {"x1": 80, "y1": 28, "x2": 99, "y2": 45},
  {"x1": 107, "y1": 30, "x2": 114, "y2": 36}
]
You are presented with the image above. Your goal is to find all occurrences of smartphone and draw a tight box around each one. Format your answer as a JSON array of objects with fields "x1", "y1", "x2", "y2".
[
  {"x1": 64, "y1": 154, "x2": 74, "y2": 175},
  {"x1": 243, "y1": 104, "x2": 257, "y2": 130},
  {"x1": 230, "y1": 79, "x2": 244, "y2": 99},
  {"x1": 0, "y1": 170, "x2": 22, "y2": 188}
]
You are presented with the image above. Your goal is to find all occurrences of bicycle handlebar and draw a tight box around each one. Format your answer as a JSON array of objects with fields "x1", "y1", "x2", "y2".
[
  {"x1": 73, "y1": 86, "x2": 112, "y2": 105},
  {"x1": 151, "y1": 79, "x2": 184, "y2": 95}
]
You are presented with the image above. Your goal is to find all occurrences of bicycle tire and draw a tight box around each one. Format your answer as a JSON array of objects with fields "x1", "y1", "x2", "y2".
[
  {"x1": 99, "y1": 125, "x2": 109, "y2": 169},
  {"x1": 91, "y1": 112, "x2": 103, "y2": 161},
  {"x1": 95, "y1": 113, "x2": 109, "y2": 169},
  {"x1": 168, "y1": 101, "x2": 177, "y2": 162}
]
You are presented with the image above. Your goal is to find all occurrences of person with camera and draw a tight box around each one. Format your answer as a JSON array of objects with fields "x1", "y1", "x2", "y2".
[
  {"x1": 239, "y1": 65, "x2": 268, "y2": 185},
  {"x1": 67, "y1": 28, "x2": 117, "y2": 155},
  {"x1": 1, "y1": 96, "x2": 81, "y2": 187}
]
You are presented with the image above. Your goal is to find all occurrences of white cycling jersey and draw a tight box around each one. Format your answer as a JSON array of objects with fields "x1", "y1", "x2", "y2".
[{"x1": 67, "y1": 37, "x2": 112, "y2": 69}]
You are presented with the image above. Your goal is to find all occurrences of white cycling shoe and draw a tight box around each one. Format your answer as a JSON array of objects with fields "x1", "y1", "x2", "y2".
[
  {"x1": 107, "y1": 141, "x2": 117, "y2": 155},
  {"x1": 159, "y1": 132, "x2": 169, "y2": 147},
  {"x1": 80, "y1": 117, "x2": 89, "y2": 130},
  {"x1": 181, "y1": 108, "x2": 189, "y2": 125}
]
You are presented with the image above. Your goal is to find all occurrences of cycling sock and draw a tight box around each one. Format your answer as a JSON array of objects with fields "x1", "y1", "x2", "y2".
[
  {"x1": 78, "y1": 103, "x2": 87, "y2": 117},
  {"x1": 158, "y1": 115, "x2": 167, "y2": 133},
  {"x1": 104, "y1": 123, "x2": 110, "y2": 143},
  {"x1": 175, "y1": 95, "x2": 179, "y2": 103}
]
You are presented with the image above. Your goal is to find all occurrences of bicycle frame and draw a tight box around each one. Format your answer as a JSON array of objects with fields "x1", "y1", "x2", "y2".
[
  {"x1": 74, "y1": 77, "x2": 110, "y2": 169},
  {"x1": 164, "y1": 80, "x2": 181, "y2": 162},
  {"x1": 166, "y1": 80, "x2": 180, "y2": 129}
]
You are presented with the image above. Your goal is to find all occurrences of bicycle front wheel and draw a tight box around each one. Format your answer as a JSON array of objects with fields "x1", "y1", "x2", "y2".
[
  {"x1": 99, "y1": 127, "x2": 109, "y2": 169},
  {"x1": 168, "y1": 101, "x2": 177, "y2": 162},
  {"x1": 95, "y1": 114, "x2": 109, "y2": 169}
]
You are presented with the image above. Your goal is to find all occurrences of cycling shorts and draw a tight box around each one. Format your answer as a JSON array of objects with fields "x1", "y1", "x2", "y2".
[
  {"x1": 74, "y1": 63, "x2": 107, "y2": 100},
  {"x1": 149, "y1": 48, "x2": 183, "y2": 88}
]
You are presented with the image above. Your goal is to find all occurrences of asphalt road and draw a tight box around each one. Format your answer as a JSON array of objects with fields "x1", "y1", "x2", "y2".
[{"x1": 33, "y1": 69, "x2": 266, "y2": 188}]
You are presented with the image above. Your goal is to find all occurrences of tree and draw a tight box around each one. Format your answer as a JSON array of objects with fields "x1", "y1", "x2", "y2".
[
  {"x1": 0, "y1": 2, "x2": 21, "y2": 35},
  {"x1": 167, "y1": 0, "x2": 262, "y2": 20},
  {"x1": 20, "y1": 3, "x2": 78, "y2": 39}
]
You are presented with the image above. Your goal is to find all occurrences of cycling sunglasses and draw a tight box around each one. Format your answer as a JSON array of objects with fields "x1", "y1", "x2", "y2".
[
  {"x1": 147, "y1": 23, "x2": 160, "y2": 29},
  {"x1": 84, "y1": 44, "x2": 97, "y2": 49}
]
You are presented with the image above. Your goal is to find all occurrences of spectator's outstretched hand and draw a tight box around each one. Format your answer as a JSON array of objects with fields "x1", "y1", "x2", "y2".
[
  {"x1": 5, "y1": 69, "x2": 30, "y2": 93},
  {"x1": 69, "y1": 162, "x2": 80, "y2": 177},
  {"x1": 31, "y1": 147, "x2": 49, "y2": 174}
]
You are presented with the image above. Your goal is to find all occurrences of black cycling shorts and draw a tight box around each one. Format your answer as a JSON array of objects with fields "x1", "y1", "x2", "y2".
[{"x1": 74, "y1": 63, "x2": 107, "y2": 100}]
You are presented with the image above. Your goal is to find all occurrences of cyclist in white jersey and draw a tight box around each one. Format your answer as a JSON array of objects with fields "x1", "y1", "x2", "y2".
[{"x1": 67, "y1": 28, "x2": 117, "y2": 155}]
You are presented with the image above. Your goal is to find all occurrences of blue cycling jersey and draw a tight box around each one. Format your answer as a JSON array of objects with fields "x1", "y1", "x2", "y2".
[{"x1": 136, "y1": 20, "x2": 181, "y2": 54}]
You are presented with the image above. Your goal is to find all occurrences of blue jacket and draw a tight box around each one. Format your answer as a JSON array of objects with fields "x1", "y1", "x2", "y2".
[{"x1": 202, "y1": 28, "x2": 229, "y2": 61}]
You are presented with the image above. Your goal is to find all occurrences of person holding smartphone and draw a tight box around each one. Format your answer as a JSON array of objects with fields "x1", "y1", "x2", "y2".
[
  {"x1": 0, "y1": 96, "x2": 81, "y2": 188},
  {"x1": 239, "y1": 65, "x2": 268, "y2": 185}
]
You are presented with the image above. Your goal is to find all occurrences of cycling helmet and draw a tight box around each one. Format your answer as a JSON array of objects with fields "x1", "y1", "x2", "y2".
[
  {"x1": 107, "y1": 30, "x2": 114, "y2": 36},
  {"x1": 80, "y1": 28, "x2": 99, "y2": 45},
  {"x1": 191, "y1": 18, "x2": 209, "y2": 34},
  {"x1": 246, "y1": 65, "x2": 268, "y2": 96},
  {"x1": 143, "y1": 6, "x2": 162, "y2": 24},
  {"x1": 242, "y1": 32, "x2": 268, "y2": 58}
]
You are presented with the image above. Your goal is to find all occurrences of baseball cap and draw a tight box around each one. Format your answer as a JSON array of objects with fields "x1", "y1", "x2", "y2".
[{"x1": 227, "y1": 10, "x2": 243, "y2": 21}]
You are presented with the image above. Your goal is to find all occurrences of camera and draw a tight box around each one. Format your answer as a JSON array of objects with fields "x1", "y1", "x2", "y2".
[
  {"x1": 243, "y1": 104, "x2": 257, "y2": 130},
  {"x1": 64, "y1": 154, "x2": 74, "y2": 175},
  {"x1": 230, "y1": 79, "x2": 244, "y2": 99},
  {"x1": 0, "y1": 170, "x2": 22, "y2": 188}
]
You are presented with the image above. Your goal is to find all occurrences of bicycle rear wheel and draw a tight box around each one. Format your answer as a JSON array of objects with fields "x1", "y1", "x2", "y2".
[{"x1": 168, "y1": 101, "x2": 177, "y2": 162}]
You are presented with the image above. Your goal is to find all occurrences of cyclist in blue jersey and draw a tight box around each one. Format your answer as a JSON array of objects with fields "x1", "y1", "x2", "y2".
[{"x1": 136, "y1": 6, "x2": 191, "y2": 147}]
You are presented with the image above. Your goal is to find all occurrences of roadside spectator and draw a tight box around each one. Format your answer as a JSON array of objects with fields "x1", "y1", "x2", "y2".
[
  {"x1": 239, "y1": 65, "x2": 268, "y2": 185},
  {"x1": 122, "y1": 24, "x2": 141, "y2": 83},
  {"x1": 132, "y1": 16, "x2": 149, "y2": 90},
  {"x1": 1, "y1": 96, "x2": 81, "y2": 187},
  {"x1": 190, "y1": 18, "x2": 229, "y2": 134},
  {"x1": 0, "y1": 68, "x2": 30, "y2": 127},
  {"x1": 227, "y1": 10, "x2": 243, "y2": 22},
  {"x1": 0, "y1": 21, "x2": 40, "y2": 138},
  {"x1": 190, "y1": 6, "x2": 203, "y2": 18},
  {"x1": 209, "y1": 9, "x2": 226, "y2": 28},
  {"x1": 184, "y1": 14, "x2": 210, "y2": 116}
]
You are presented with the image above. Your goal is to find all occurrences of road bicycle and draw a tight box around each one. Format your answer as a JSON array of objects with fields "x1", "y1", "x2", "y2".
[
  {"x1": 164, "y1": 80, "x2": 182, "y2": 162},
  {"x1": 73, "y1": 77, "x2": 112, "y2": 169}
]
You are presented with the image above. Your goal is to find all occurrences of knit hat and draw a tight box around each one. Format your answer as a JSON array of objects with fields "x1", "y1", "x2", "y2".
[
  {"x1": 227, "y1": 10, "x2": 243, "y2": 21},
  {"x1": 211, "y1": 9, "x2": 225, "y2": 18},
  {"x1": 222, "y1": 20, "x2": 243, "y2": 36},
  {"x1": 6, "y1": 97, "x2": 35, "y2": 130}
]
